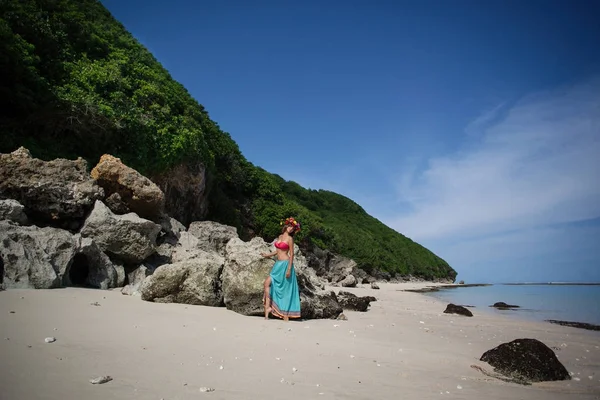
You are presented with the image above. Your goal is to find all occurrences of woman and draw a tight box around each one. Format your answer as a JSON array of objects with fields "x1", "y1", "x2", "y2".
[{"x1": 260, "y1": 217, "x2": 302, "y2": 321}]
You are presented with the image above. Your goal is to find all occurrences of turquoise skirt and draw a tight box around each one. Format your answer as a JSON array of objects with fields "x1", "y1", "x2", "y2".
[{"x1": 269, "y1": 260, "x2": 301, "y2": 319}]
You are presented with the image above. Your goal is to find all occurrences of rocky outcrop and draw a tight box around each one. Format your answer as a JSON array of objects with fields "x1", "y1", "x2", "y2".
[
  {"x1": 443, "y1": 303, "x2": 473, "y2": 317},
  {"x1": 0, "y1": 221, "x2": 78, "y2": 288},
  {"x1": 0, "y1": 220, "x2": 127, "y2": 290},
  {"x1": 187, "y1": 221, "x2": 239, "y2": 255},
  {"x1": 220, "y1": 237, "x2": 340, "y2": 319},
  {"x1": 72, "y1": 236, "x2": 125, "y2": 289},
  {"x1": 307, "y1": 251, "x2": 372, "y2": 285},
  {"x1": 140, "y1": 257, "x2": 224, "y2": 306},
  {"x1": 91, "y1": 154, "x2": 165, "y2": 221},
  {"x1": 491, "y1": 302, "x2": 520, "y2": 309},
  {"x1": 480, "y1": 338, "x2": 570, "y2": 384},
  {"x1": 221, "y1": 237, "x2": 277, "y2": 316},
  {"x1": 80, "y1": 200, "x2": 161, "y2": 263},
  {"x1": 121, "y1": 265, "x2": 151, "y2": 296},
  {"x1": 150, "y1": 161, "x2": 208, "y2": 226},
  {"x1": 337, "y1": 290, "x2": 374, "y2": 312},
  {"x1": 0, "y1": 199, "x2": 28, "y2": 225},
  {"x1": 0, "y1": 147, "x2": 104, "y2": 230}
]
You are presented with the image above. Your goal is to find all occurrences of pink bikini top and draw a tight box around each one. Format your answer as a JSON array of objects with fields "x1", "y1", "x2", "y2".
[{"x1": 274, "y1": 240, "x2": 289, "y2": 250}]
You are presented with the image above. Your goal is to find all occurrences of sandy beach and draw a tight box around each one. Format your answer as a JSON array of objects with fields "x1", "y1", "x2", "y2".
[{"x1": 1, "y1": 282, "x2": 598, "y2": 400}]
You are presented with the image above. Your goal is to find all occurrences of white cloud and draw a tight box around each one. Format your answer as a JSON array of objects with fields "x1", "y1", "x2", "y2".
[{"x1": 391, "y1": 77, "x2": 600, "y2": 241}]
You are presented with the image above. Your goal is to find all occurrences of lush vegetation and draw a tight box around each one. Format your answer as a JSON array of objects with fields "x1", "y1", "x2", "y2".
[{"x1": 0, "y1": 0, "x2": 456, "y2": 280}]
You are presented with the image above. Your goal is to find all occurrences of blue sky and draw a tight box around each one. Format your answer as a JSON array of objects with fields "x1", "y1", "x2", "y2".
[{"x1": 101, "y1": 0, "x2": 600, "y2": 283}]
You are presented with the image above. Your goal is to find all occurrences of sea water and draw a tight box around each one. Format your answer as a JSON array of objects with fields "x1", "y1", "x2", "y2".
[{"x1": 423, "y1": 284, "x2": 600, "y2": 325}]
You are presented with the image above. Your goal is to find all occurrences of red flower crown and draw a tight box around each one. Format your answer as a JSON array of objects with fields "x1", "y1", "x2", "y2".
[{"x1": 281, "y1": 217, "x2": 301, "y2": 232}]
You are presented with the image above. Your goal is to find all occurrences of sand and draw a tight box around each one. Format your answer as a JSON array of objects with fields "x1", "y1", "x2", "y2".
[{"x1": 1, "y1": 282, "x2": 598, "y2": 400}]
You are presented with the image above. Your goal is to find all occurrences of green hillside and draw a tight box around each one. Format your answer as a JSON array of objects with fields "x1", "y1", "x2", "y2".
[{"x1": 0, "y1": 0, "x2": 456, "y2": 280}]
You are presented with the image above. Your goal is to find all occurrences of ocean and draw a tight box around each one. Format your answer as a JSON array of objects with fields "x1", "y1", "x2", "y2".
[{"x1": 422, "y1": 284, "x2": 600, "y2": 325}]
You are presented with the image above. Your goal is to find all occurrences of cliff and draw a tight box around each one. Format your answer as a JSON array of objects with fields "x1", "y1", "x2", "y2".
[{"x1": 0, "y1": 0, "x2": 456, "y2": 281}]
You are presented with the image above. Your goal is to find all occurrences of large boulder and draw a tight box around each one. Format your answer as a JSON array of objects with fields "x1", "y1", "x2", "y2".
[
  {"x1": 221, "y1": 237, "x2": 340, "y2": 319},
  {"x1": 300, "y1": 290, "x2": 343, "y2": 319},
  {"x1": 80, "y1": 200, "x2": 161, "y2": 263},
  {"x1": 0, "y1": 221, "x2": 126, "y2": 290},
  {"x1": 140, "y1": 256, "x2": 224, "y2": 306},
  {"x1": 0, "y1": 147, "x2": 104, "y2": 230},
  {"x1": 187, "y1": 221, "x2": 239, "y2": 255},
  {"x1": 0, "y1": 221, "x2": 78, "y2": 288},
  {"x1": 337, "y1": 290, "x2": 373, "y2": 312},
  {"x1": 91, "y1": 154, "x2": 165, "y2": 221},
  {"x1": 70, "y1": 236, "x2": 125, "y2": 289},
  {"x1": 150, "y1": 161, "x2": 208, "y2": 226},
  {"x1": 0, "y1": 199, "x2": 28, "y2": 225},
  {"x1": 170, "y1": 221, "x2": 238, "y2": 263},
  {"x1": 480, "y1": 338, "x2": 571, "y2": 383},
  {"x1": 121, "y1": 265, "x2": 151, "y2": 296}
]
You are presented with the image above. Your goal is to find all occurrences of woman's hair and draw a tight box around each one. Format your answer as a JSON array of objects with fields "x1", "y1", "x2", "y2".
[
  {"x1": 281, "y1": 223, "x2": 298, "y2": 236},
  {"x1": 281, "y1": 217, "x2": 301, "y2": 236}
]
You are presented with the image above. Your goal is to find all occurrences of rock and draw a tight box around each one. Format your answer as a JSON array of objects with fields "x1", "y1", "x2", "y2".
[
  {"x1": 143, "y1": 242, "x2": 174, "y2": 270},
  {"x1": 328, "y1": 256, "x2": 357, "y2": 284},
  {"x1": 337, "y1": 291, "x2": 373, "y2": 312},
  {"x1": 121, "y1": 265, "x2": 151, "y2": 296},
  {"x1": 545, "y1": 320, "x2": 600, "y2": 331},
  {"x1": 0, "y1": 147, "x2": 104, "y2": 230},
  {"x1": 340, "y1": 275, "x2": 357, "y2": 287},
  {"x1": 150, "y1": 161, "x2": 208, "y2": 226},
  {"x1": 480, "y1": 338, "x2": 571, "y2": 383},
  {"x1": 443, "y1": 303, "x2": 473, "y2": 317},
  {"x1": 104, "y1": 192, "x2": 130, "y2": 214},
  {"x1": 491, "y1": 302, "x2": 520, "y2": 309},
  {"x1": 370, "y1": 282, "x2": 380, "y2": 290},
  {"x1": 70, "y1": 236, "x2": 125, "y2": 289},
  {"x1": 187, "y1": 221, "x2": 239, "y2": 255},
  {"x1": 171, "y1": 231, "x2": 203, "y2": 263},
  {"x1": 140, "y1": 257, "x2": 224, "y2": 306},
  {"x1": 44, "y1": 337, "x2": 56, "y2": 343},
  {"x1": 91, "y1": 154, "x2": 165, "y2": 221},
  {"x1": 221, "y1": 237, "x2": 274, "y2": 316},
  {"x1": 0, "y1": 221, "x2": 78, "y2": 288},
  {"x1": 0, "y1": 199, "x2": 28, "y2": 225},
  {"x1": 89, "y1": 376, "x2": 113, "y2": 384},
  {"x1": 158, "y1": 216, "x2": 186, "y2": 244},
  {"x1": 221, "y1": 236, "x2": 339, "y2": 319},
  {"x1": 371, "y1": 269, "x2": 392, "y2": 282},
  {"x1": 80, "y1": 200, "x2": 161, "y2": 263}
]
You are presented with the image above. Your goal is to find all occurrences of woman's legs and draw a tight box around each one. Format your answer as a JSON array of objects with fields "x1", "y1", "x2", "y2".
[{"x1": 263, "y1": 276, "x2": 272, "y2": 319}]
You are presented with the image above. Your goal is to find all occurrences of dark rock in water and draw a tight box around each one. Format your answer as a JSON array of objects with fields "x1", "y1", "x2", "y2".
[
  {"x1": 491, "y1": 301, "x2": 520, "y2": 309},
  {"x1": 0, "y1": 147, "x2": 104, "y2": 230},
  {"x1": 364, "y1": 296, "x2": 377, "y2": 302},
  {"x1": 480, "y1": 338, "x2": 570, "y2": 383},
  {"x1": 337, "y1": 290, "x2": 373, "y2": 312},
  {"x1": 546, "y1": 320, "x2": 600, "y2": 331},
  {"x1": 443, "y1": 303, "x2": 473, "y2": 317}
]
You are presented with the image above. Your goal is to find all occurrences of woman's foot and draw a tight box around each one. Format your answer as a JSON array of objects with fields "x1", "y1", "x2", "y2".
[
  {"x1": 263, "y1": 297, "x2": 271, "y2": 320},
  {"x1": 283, "y1": 316, "x2": 289, "y2": 322}
]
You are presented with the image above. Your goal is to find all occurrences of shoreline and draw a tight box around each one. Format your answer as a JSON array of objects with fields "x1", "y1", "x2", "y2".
[{"x1": 1, "y1": 282, "x2": 599, "y2": 399}]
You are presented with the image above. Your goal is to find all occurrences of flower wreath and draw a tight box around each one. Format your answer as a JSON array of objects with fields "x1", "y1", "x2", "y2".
[{"x1": 281, "y1": 216, "x2": 301, "y2": 232}]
